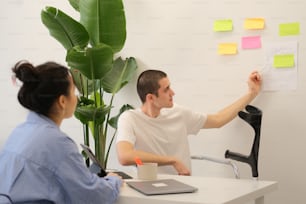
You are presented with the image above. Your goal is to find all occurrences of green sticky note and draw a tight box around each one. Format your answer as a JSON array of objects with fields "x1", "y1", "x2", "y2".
[
  {"x1": 273, "y1": 54, "x2": 295, "y2": 68},
  {"x1": 214, "y1": 19, "x2": 233, "y2": 32},
  {"x1": 279, "y1": 22, "x2": 300, "y2": 36}
]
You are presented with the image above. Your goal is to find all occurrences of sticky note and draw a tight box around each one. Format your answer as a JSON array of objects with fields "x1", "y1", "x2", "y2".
[
  {"x1": 213, "y1": 19, "x2": 233, "y2": 32},
  {"x1": 273, "y1": 54, "x2": 295, "y2": 68},
  {"x1": 279, "y1": 22, "x2": 300, "y2": 36},
  {"x1": 241, "y1": 36, "x2": 261, "y2": 49},
  {"x1": 218, "y1": 43, "x2": 237, "y2": 55},
  {"x1": 244, "y1": 18, "x2": 265, "y2": 30}
]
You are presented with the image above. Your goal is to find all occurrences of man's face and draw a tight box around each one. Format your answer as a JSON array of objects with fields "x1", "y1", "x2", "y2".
[{"x1": 153, "y1": 77, "x2": 175, "y2": 108}]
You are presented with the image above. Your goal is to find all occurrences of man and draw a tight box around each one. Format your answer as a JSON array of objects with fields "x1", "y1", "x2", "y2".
[{"x1": 116, "y1": 69, "x2": 262, "y2": 175}]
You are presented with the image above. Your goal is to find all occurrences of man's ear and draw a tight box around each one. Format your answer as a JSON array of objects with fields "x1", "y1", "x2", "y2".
[{"x1": 146, "y1": 93, "x2": 155, "y2": 102}]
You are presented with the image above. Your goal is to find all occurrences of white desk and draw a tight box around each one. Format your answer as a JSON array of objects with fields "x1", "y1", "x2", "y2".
[{"x1": 116, "y1": 174, "x2": 277, "y2": 204}]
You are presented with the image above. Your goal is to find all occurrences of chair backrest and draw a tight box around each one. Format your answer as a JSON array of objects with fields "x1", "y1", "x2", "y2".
[{"x1": 0, "y1": 194, "x2": 12, "y2": 204}]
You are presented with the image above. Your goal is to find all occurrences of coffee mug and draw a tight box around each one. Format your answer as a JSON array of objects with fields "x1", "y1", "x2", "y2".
[{"x1": 137, "y1": 163, "x2": 158, "y2": 180}]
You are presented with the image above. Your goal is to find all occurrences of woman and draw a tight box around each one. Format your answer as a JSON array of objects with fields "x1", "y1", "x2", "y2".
[{"x1": 0, "y1": 61, "x2": 122, "y2": 204}]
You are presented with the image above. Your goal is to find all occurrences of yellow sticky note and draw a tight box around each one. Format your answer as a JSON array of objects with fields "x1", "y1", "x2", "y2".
[
  {"x1": 279, "y1": 22, "x2": 300, "y2": 36},
  {"x1": 218, "y1": 43, "x2": 237, "y2": 55},
  {"x1": 213, "y1": 19, "x2": 233, "y2": 32},
  {"x1": 273, "y1": 54, "x2": 295, "y2": 68},
  {"x1": 244, "y1": 18, "x2": 265, "y2": 30}
]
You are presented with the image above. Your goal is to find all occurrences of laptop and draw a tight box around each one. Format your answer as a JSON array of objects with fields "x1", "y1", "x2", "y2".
[
  {"x1": 126, "y1": 179, "x2": 198, "y2": 195},
  {"x1": 80, "y1": 144, "x2": 132, "y2": 179}
]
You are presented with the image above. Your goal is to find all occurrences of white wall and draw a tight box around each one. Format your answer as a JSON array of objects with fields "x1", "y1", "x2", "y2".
[{"x1": 1, "y1": 0, "x2": 306, "y2": 203}]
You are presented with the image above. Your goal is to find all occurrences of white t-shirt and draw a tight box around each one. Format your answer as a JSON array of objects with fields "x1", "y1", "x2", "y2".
[{"x1": 116, "y1": 104, "x2": 207, "y2": 174}]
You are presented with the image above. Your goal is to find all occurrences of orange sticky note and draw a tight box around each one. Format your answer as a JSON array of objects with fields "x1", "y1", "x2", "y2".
[
  {"x1": 218, "y1": 43, "x2": 237, "y2": 55},
  {"x1": 244, "y1": 18, "x2": 265, "y2": 30}
]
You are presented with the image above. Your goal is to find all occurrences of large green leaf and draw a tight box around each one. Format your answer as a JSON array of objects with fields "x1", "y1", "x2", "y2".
[
  {"x1": 102, "y1": 57, "x2": 137, "y2": 93},
  {"x1": 79, "y1": 0, "x2": 126, "y2": 53},
  {"x1": 70, "y1": 68, "x2": 85, "y2": 95},
  {"x1": 108, "y1": 104, "x2": 134, "y2": 129},
  {"x1": 74, "y1": 105, "x2": 111, "y2": 125},
  {"x1": 66, "y1": 44, "x2": 113, "y2": 80},
  {"x1": 77, "y1": 96, "x2": 95, "y2": 106},
  {"x1": 41, "y1": 6, "x2": 89, "y2": 50},
  {"x1": 70, "y1": 68, "x2": 99, "y2": 96},
  {"x1": 68, "y1": 0, "x2": 80, "y2": 11}
]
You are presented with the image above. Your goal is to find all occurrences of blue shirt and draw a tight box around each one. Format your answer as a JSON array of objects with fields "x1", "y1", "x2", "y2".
[{"x1": 0, "y1": 112, "x2": 122, "y2": 204}]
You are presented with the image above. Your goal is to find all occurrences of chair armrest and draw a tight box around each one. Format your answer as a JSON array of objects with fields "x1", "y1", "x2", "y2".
[{"x1": 191, "y1": 155, "x2": 240, "y2": 179}]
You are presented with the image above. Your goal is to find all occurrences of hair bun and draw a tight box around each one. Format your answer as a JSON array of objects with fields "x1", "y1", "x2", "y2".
[{"x1": 12, "y1": 61, "x2": 39, "y2": 83}]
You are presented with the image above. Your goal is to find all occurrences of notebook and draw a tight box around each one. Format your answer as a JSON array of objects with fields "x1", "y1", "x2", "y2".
[
  {"x1": 126, "y1": 179, "x2": 198, "y2": 195},
  {"x1": 80, "y1": 144, "x2": 132, "y2": 179}
]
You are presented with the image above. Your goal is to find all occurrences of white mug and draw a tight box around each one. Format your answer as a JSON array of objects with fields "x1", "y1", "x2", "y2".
[{"x1": 137, "y1": 163, "x2": 158, "y2": 180}]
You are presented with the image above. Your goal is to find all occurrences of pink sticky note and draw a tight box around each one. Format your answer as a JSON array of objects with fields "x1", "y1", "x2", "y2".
[{"x1": 241, "y1": 36, "x2": 261, "y2": 49}]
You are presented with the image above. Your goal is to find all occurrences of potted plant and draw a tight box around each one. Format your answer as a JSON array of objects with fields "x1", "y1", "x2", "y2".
[{"x1": 41, "y1": 0, "x2": 137, "y2": 168}]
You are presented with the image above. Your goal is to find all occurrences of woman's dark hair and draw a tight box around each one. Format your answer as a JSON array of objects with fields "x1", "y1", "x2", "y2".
[
  {"x1": 12, "y1": 61, "x2": 70, "y2": 116},
  {"x1": 136, "y1": 69, "x2": 167, "y2": 103}
]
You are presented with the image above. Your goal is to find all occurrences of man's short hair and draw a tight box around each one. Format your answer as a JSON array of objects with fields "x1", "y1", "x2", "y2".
[{"x1": 137, "y1": 70, "x2": 167, "y2": 103}]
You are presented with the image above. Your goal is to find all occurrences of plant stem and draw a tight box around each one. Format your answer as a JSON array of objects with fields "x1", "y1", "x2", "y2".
[
  {"x1": 105, "y1": 129, "x2": 117, "y2": 168},
  {"x1": 102, "y1": 94, "x2": 115, "y2": 168},
  {"x1": 83, "y1": 77, "x2": 90, "y2": 167},
  {"x1": 83, "y1": 124, "x2": 90, "y2": 167},
  {"x1": 104, "y1": 94, "x2": 115, "y2": 142},
  {"x1": 95, "y1": 122, "x2": 101, "y2": 161}
]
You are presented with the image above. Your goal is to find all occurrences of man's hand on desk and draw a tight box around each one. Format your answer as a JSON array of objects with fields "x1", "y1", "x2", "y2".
[{"x1": 172, "y1": 159, "x2": 191, "y2": 176}]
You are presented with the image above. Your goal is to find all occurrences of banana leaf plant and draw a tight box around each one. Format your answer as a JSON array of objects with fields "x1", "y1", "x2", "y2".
[{"x1": 41, "y1": 0, "x2": 137, "y2": 168}]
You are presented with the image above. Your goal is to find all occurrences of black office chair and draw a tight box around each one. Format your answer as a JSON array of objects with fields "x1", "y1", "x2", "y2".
[
  {"x1": 191, "y1": 105, "x2": 263, "y2": 179},
  {"x1": 225, "y1": 105, "x2": 262, "y2": 179}
]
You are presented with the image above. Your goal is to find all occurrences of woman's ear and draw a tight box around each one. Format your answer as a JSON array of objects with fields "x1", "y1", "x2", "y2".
[{"x1": 57, "y1": 95, "x2": 66, "y2": 110}]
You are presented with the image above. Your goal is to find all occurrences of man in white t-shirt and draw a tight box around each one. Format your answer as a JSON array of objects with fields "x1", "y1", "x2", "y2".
[{"x1": 116, "y1": 70, "x2": 262, "y2": 175}]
